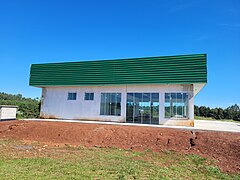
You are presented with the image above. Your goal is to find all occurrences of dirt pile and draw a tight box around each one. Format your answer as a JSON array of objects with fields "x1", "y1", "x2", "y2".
[{"x1": 0, "y1": 120, "x2": 239, "y2": 173}]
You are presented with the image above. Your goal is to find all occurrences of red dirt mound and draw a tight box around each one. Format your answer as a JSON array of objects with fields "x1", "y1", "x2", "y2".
[{"x1": 0, "y1": 120, "x2": 239, "y2": 173}]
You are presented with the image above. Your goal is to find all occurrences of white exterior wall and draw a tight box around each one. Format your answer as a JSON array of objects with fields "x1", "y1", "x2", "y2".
[
  {"x1": 0, "y1": 107, "x2": 17, "y2": 120},
  {"x1": 40, "y1": 84, "x2": 194, "y2": 125}
]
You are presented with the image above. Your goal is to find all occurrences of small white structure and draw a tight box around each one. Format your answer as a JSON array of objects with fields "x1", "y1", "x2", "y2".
[{"x1": 0, "y1": 105, "x2": 18, "y2": 120}]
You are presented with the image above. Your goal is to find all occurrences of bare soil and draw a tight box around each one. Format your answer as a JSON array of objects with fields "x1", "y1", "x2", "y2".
[{"x1": 0, "y1": 120, "x2": 239, "y2": 173}]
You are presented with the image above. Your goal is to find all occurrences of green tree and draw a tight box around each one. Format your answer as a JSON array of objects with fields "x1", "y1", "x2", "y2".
[
  {"x1": 225, "y1": 104, "x2": 240, "y2": 121},
  {"x1": 194, "y1": 104, "x2": 240, "y2": 121}
]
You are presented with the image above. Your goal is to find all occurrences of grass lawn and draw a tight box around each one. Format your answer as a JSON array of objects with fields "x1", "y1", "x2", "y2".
[
  {"x1": 195, "y1": 116, "x2": 240, "y2": 123},
  {"x1": 0, "y1": 139, "x2": 239, "y2": 179},
  {"x1": 195, "y1": 116, "x2": 214, "y2": 120}
]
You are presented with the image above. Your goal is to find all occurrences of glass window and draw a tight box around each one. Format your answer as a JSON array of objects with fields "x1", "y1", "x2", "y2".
[
  {"x1": 85, "y1": 93, "x2": 94, "y2": 100},
  {"x1": 164, "y1": 93, "x2": 171, "y2": 118},
  {"x1": 100, "y1": 93, "x2": 121, "y2": 116},
  {"x1": 68, "y1": 92, "x2": 77, "y2": 100},
  {"x1": 126, "y1": 93, "x2": 134, "y2": 123},
  {"x1": 142, "y1": 93, "x2": 150, "y2": 124},
  {"x1": 126, "y1": 93, "x2": 159, "y2": 124},
  {"x1": 164, "y1": 92, "x2": 188, "y2": 118},
  {"x1": 151, "y1": 93, "x2": 159, "y2": 124},
  {"x1": 134, "y1": 93, "x2": 142, "y2": 124}
]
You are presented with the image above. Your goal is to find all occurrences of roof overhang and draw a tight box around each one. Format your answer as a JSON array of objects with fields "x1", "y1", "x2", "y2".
[{"x1": 193, "y1": 83, "x2": 206, "y2": 96}]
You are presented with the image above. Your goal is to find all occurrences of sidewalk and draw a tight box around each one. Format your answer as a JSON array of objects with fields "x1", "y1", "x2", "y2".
[
  {"x1": 24, "y1": 119, "x2": 240, "y2": 133},
  {"x1": 194, "y1": 120, "x2": 240, "y2": 133}
]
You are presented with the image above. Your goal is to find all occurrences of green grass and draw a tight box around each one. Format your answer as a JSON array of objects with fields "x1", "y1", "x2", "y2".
[
  {"x1": 195, "y1": 116, "x2": 240, "y2": 123},
  {"x1": 195, "y1": 115, "x2": 214, "y2": 120},
  {"x1": 0, "y1": 139, "x2": 239, "y2": 179}
]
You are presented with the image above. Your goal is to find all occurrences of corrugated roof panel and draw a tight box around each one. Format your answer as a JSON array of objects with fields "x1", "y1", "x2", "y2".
[{"x1": 29, "y1": 54, "x2": 207, "y2": 86}]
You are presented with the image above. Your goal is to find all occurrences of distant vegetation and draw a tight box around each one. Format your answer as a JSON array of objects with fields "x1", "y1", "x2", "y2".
[
  {"x1": 194, "y1": 104, "x2": 240, "y2": 121},
  {"x1": 0, "y1": 92, "x2": 40, "y2": 118}
]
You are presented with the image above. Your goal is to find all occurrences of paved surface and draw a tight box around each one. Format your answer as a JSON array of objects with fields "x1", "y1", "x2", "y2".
[
  {"x1": 194, "y1": 120, "x2": 240, "y2": 133},
  {"x1": 24, "y1": 119, "x2": 240, "y2": 133}
]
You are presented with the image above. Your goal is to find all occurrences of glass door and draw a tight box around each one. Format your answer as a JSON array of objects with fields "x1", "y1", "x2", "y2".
[
  {"x1": 151, "y1": 93, "x2": 159, "y2": 124},
  {"x1": 126, "y1": 93, "x2": 159, "y2": 124},
  {"x1": 142, "y1": 93, "x2": 151, "y2": 124},
  {"x1": 126, "y1": 93, "x2": 134, "y2": 123}
]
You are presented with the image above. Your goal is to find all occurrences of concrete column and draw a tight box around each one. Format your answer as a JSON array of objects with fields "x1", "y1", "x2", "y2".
[
  {"x1": 159, "y1": 92, "x2": 164, "y2": 124},
  {"x1": 40, "y1": 88, "x2": 46, "y2": 118},
  {"x1": 121, "y1": 86, "x2": 127, "y2": 122},
  {"x1": 189, "y1": 95, "x2": 194, "y2": 120}
]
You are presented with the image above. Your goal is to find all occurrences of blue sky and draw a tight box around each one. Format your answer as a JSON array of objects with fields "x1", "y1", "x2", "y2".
[{"x1": 0, "y1": 0, "x2": 239, "y2": 108}]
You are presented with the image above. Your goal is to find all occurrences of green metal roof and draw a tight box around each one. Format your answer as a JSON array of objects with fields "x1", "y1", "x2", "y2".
[{"x1": 29, "y1": 54, "x2": 207, "y2": 87}]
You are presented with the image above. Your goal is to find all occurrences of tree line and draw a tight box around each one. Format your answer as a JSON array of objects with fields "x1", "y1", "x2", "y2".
[
  {"x1": 0, "y1": 92, "x2": 40, "y2": 118},
  {"x1": 194, "y1": 104, "x2": 240, "y2": 121}
]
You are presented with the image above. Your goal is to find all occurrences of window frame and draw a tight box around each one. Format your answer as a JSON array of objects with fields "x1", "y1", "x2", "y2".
[
  {"x1": 84, "y1": 92, "x2": 94, "y2": 101},
  {"x1": 164, "y1": 92, "x2": 189, "y2": 119},
  {"x1": 67, "y1": 92, "x2": 77, "y2": 100},
  {"x1": 100, "y1": 92, "x2": 121, "y2": 116}
]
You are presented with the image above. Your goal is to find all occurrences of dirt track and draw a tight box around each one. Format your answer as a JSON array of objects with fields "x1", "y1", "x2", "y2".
[{"x1": 0, "y1": 120, "x2": 239, "y2": 173}]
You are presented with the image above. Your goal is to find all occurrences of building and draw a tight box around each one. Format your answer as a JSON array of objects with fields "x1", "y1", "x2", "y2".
[{"x1": 29, "y1": 54, "x2": 207, "y2": 126}]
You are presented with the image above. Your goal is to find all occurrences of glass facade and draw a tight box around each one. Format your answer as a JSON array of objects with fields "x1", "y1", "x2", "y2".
[
  {"x1": 100, "y1": 93, "x2": 121, "y2": 116},
  {"x1": 126, "y1": 93, "x2": 159, "y2": 124},
  {"x1": 164, "y1": 93, "x2": 188, "y2": 118}
]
